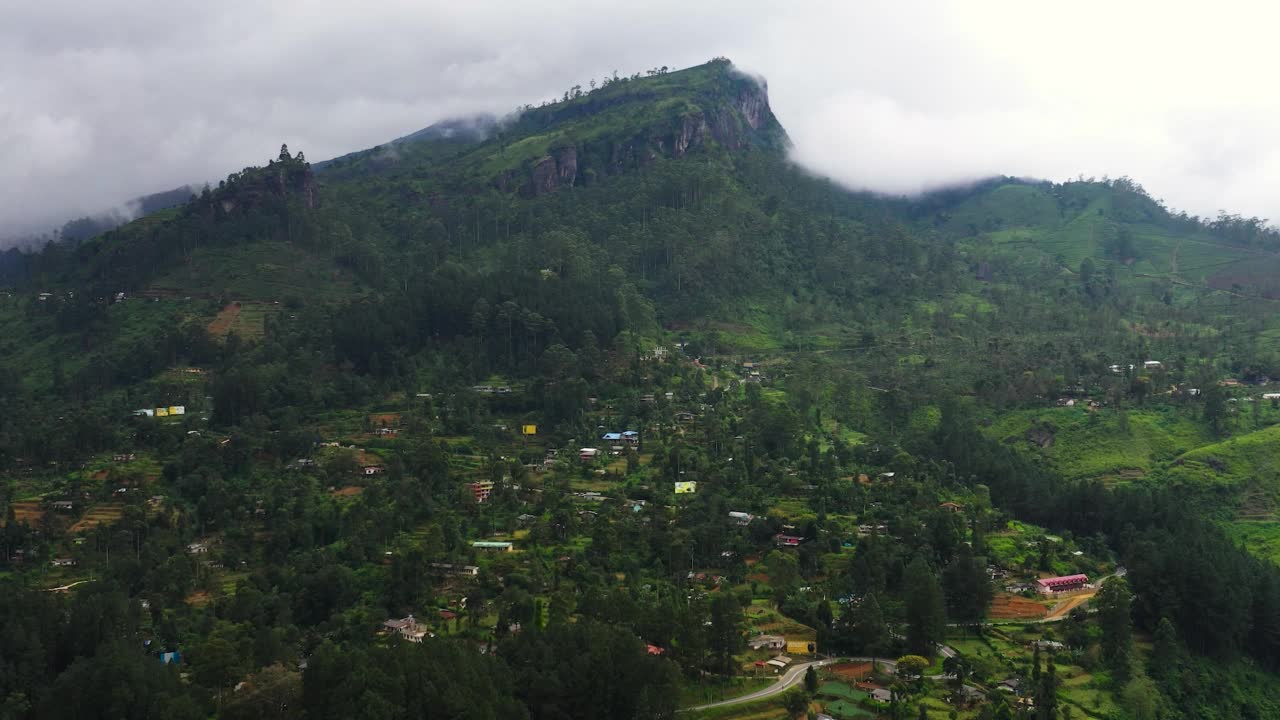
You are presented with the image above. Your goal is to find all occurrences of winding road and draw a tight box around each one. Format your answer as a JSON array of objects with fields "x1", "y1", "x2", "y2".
[{"x1": 683, "y1": 659, "x2": 838, "y2": 711}]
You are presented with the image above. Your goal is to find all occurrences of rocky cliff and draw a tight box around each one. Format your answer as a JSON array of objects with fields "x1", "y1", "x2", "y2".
[{"x1": 493, "y1": 63, "x2": 782, "y2": 197}]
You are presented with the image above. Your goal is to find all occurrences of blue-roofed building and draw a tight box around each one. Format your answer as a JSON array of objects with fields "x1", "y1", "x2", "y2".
[{"x1": 602, "y1": 432, "x2": 623, "y2": 442}]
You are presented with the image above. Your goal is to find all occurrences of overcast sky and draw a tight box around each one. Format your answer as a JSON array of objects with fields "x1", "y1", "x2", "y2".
[{"x1": 4, "y1": 0, "x2": 1280, "y2": 239}]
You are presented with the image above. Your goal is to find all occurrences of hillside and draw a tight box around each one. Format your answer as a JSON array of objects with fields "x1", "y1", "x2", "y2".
[{"x1": 8, "y1": 57, "x2": 1280, "y2": 720}]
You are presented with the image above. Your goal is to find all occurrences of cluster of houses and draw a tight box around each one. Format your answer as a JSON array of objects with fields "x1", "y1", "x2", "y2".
[
  {"x1": 577, "y1": 431, "x2": 641, "y2": 463},
  {"x1": 132, "y1": 406, "x2": 186, "y2": 418},
  {"x1": 1109, "y1": 360, "x2": 1163, "y2": 374},
  {"x1": 382, "y1": 615, "x2": 432, "y2": 643}
]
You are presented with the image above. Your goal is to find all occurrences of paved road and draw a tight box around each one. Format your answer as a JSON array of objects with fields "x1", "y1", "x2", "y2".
[{"x1": 682, "y1": 659, "x2": 838, "y2": 711}]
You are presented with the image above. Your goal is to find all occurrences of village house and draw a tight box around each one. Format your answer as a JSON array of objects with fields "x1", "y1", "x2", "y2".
[
  {"x1": 429, "y1": 562, "x2": 480, "y2": 577},
  {"x1": 748, "y1": 634, "x2": 786, "y2": 651},
  {"x1": 675, "y1": 411, "x2": 696, "y2": 423},
  {"x1": 363, "y1": 465, "x2": 384, "y2": 476},
  {"x1": 1035, "y1": 573, "x2": 1089, "y2": 595},
  {"x1": 467, "y1": 481, "x2": 495, "y2": 503},
  {"x1": 939, "y1": 501, "x2": 963, "y2": 513},
  {"x1": 50, "y1": 558, "x2": 76, "y2": 567},
  {"x1": 579, "y1": 447, "x2": 600, "y2": 462},
  {"x1": 774, "y1": 533, "x2": 804, "y2": 547},
  {"x1": 186, "y1": 542, "x2": 210, "y2": 555},
  {"x1": 870, "y1": 688, "x2": 893, "y2": 704},
  {"x1": 383, "y1": 615, "x2": 430, "y2": 643},
  {"x1": 472, "y1": 541, "x2": 513, "y2": 552},
  {"x1": 958, "y1": 685, "x2": 985, "y2": 703},
  {"x1": 729, "y1": 511, "x2": 754, "y2": 526},
  {"x1": 1144, "y1": 360, "x2": 1164, "y2": 370},
  {"x1": 51, "y1": 500, "x2": 73, "y2": 512}
]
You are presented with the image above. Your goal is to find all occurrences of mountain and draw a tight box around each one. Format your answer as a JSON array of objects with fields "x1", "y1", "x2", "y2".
[
  {"x1": 8, "y1": 57, "x2": 1280, "y2": 414},
  {"x1": 8, "y1": 57, "x2": 1280, "y2": 719},
  {"x1": 1, "y1": 184, "x2": 199, "y2": 251}
]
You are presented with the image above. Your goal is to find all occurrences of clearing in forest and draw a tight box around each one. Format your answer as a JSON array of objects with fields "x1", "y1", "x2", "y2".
[
  {"x1": 1045, "y1": 592, "x2": 1095, "y2": 620},
  {"x1": 988, "y1": 592, "x2": 1049, "y2": 620},
  {"x1": 6, "y1": 501, "x2": 45, "y2": 526},
  {"x1": 207, "y1": 301, "x2": 274, "y2": 339},
  {"x1": 825, "y1": 663, "x2": 874, "y2": 681},
  {"x1": 69, "y1": 503, "x2": 125, "y2": 533}
]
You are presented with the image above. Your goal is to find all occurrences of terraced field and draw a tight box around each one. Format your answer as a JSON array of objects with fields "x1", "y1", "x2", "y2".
[
  {"x1": 69, "y1": 503, "x2": 125, "y2": 533},
  {"x1": 208, "y1": 301, "x2": 275, "y2": 340}
]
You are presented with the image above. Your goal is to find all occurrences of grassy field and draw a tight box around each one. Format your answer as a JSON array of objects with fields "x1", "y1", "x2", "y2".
[
  {"x1": 986, "y1": 407, "x2": 1212, "y2": 481},
  {"x1": 1225, "y1": 521, "x2": 1280, "y2": 564},
  {"x1": 1160, "y1": 423, "x2": 1280, "y2": 490}
]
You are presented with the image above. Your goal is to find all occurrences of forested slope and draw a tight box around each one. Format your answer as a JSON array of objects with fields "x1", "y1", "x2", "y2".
[{"x1": 6, "y1": 57, "x2": 1280, "y2": 719}]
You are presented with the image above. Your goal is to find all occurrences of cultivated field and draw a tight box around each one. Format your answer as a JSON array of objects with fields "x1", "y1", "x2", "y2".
[
  {"x1": 69, "y1": 503, "x2": 125, "y2": 533},
  {"x1": 988, "y1": 592, "x2": 1049, "y2": 620}
]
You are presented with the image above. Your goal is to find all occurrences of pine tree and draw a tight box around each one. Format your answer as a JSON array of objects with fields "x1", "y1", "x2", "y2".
[
  {"x1": 1150, "y1": 617, "x2": 1180, "y2": 682},
  {"x1": 1095, "y1": 577, "x2": 1133, "y2": 682},
  {"x1": 903, "y1": 556, "x2": 946, "y2": 655},
  {"x1": 1035, "y1": 653, "x2": 1058, "y2": 720}
]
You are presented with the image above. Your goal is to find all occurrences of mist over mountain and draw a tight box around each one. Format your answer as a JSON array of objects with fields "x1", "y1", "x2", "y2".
[{"x1": 7, "y1": 53, "x2": 1280, "y2": 720}]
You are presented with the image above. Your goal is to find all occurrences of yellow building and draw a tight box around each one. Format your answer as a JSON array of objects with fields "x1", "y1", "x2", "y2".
[
  {"x1": 674, "y1": 481, "x2": 697, "y2": 494},
  {"x1": 787, "y1": 640, "x2": 816, "y2": 655}
]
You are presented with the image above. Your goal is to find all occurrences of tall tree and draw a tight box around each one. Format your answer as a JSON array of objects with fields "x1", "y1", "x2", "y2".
[
  {"x1": 903, "y1": 556, "x2": 946, "y2": 655},
  {"x1": 1095, "y1": 577, "x2": 1134, "y2": 681}
]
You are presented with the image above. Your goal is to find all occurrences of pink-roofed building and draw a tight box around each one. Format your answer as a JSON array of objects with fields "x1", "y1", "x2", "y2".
[{"x1": 1035, "y1": 574, "x2": 1089, "y2": 595}]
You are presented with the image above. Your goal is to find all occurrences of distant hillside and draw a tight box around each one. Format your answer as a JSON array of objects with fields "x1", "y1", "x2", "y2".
[
  {"x1": 3, "y1": 184, "x2": 198, "y2": 250},
  {"x1": 6, "y1": 56, "x2": 1280, "y2": 412}
]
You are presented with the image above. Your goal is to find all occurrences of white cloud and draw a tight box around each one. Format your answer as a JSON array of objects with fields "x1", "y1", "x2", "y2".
[{"x1": 4, "y1": 0, "x2": 1280, "y2": 237}]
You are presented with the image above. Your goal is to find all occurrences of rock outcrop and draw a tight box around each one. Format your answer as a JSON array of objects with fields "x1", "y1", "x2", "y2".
[{"x1": 495, "y1": 65, "x2": 779, "y2": 197}]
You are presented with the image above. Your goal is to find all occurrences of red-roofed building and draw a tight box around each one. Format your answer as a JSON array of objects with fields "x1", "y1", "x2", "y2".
[
  {"x1": 646, "y1": 644, "x2": 665, "y2": 655},
  {"x1": 774, "y1": 534, "x2": 804, "y2": 547},
  {"x1": 1035, "y1": 574, "x2": 1089, "y2": 595}
]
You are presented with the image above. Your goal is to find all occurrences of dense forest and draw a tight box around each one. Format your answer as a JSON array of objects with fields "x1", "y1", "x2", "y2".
[{"x1": 4, "y1": 58, "x2": 1280, "y2": 719}]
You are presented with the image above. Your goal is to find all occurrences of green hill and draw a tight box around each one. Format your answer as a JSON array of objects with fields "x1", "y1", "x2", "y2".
[{"x1": 7, "y1": 56, "x2": 1280, "y2": 433}]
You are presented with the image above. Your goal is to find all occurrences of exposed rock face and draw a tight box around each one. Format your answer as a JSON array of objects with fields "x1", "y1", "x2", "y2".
[
  {"x1": 526, "y1": 146, "x2": 579, "y2": 196},
  {"x1": 530, "y1": 156, "x2": 559, "y2": 195},
  {"x1": 737, "y1": 82, "x2": 769, "y2": 130},
  {"x1": 672, "y1": 113, "x2": 707, "y2": 157},
  {"x1": 555, "y1": 146, "x2": 578, "y2": 186},
  {"x1": 502, "y1": 71, "x2": 777, "y2": 196}
]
